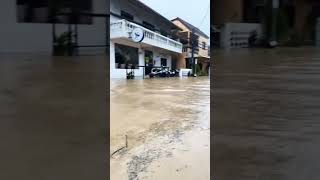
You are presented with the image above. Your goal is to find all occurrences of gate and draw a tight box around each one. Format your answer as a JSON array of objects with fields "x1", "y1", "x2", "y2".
[{"x1": 52, "y1": 11, "x2": 109, "y2": 56}]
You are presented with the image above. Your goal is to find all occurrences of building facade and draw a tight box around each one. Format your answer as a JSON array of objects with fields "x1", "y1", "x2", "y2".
[
  {"x1": 212, "y1": 0, "x2": 320, "y2": 48},
  {"x1": 110, "y1": 0, "x2": 183, "y2": 79},
  {"x1": 172, "y1": 17, "x2": 210, "y2": 75},
  {"x1": 0, "y1": 0, "x2": 108, "y2": 54}
]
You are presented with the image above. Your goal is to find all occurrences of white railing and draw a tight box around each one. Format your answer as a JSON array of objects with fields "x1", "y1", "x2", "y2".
[
  {"x1": 220, "y1": 23, "x2": 262, "y2": 49},
  {"x1": 110, "y1": 19, "x2": 183, "y2": 53}
]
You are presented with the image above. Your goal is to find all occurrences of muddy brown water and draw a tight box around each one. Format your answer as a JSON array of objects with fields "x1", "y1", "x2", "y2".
[
  {"x1": 111, "y1": 77, "x2": 210, "y2": 180},
  {"x1": 0, "y1": 55, "x2": 107, "y2": 180},
  {"x1": 213, "y1": 48, "x2": 320, "y2": 180}
]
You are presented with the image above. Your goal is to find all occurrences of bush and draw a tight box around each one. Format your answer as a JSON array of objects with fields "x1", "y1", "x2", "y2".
[{"x1": 195, "y1": 64, "x2": 208, "y2": 76}]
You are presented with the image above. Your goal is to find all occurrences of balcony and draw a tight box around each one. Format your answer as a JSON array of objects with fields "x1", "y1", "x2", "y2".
[{"x1": 110, "y1": 19, "x2": 183, "y2": 53}]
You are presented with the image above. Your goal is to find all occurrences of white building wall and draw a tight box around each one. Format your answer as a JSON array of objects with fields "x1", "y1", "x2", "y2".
[
  {"x1": 220, "y1": 23, "x2": 262, "y2": 49},
  {"x1": 110, "y1": 40, "x2": 173, "y2": 79},
  {"x1": 110, "y1": 0, "x2": 177, "y2": 79},
  {"x1": 110, "y1": 41, "x2": 145, "y2": 79},
  {"x1": 110, "y1": 15, "x2": 121, "y2": 22},
  {"x1": 0, "y1": 0, "x2": 107, "y2": 54},
  {"x1": 153, "y1": 52, "x2": 172, "y2": 69}
]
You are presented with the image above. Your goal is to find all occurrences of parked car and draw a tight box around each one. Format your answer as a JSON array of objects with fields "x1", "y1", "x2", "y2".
[
  {"x1": 159, "y1": 68, "x2": 170, "y2": 77},
  {"x1": 149, "y1": 68, "x2": 171, "y2": 78},
  {"x1": 169, "y1": 69, "x2": 179, "y2": 77},
  {"x1": 149, "y1": 68, "x2": 161, "y2": 78}
]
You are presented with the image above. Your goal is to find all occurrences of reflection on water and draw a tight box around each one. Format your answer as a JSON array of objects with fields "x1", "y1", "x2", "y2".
[
  {"x1": 213, "y1": 48, "x2": 320, "y2": 180},
  {"x1": 111, "y1": 77, "x2": 210, "y2": 180}
]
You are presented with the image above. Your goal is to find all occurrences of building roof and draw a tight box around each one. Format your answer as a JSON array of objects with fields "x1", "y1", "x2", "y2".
[
  {"x1": 171, "y1": 17, "x2": 209, "y2": 39},
  {"x1": 134, "y1": 0, "x2": 182, "y2": 31}
]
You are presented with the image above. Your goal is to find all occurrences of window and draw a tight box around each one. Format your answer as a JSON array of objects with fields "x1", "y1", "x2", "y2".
[
  {"x1": 121, "y1": 10, "x2": 134, "y2": 21},
  {"x1": 115, "y1": 44, "x2": 139, "y2": 69},
  {"x1": 16, "y1": 0, "x2": 93, "y2": 24},
  {"x1": 161, "y1": 58, "x2": 167, "y2": 67},
  {"x1": 142, "y1": 21, "x2": 155, "y2": 31},
  {"x1": 202, "y1": 42, "x2": 206, "y2": 49},
  {"x1": 183, "y1": 47, "x2": 188, "y2": 52},
  {"x1": 160, "y1": 29, "x2": 168, "y2": 37}
]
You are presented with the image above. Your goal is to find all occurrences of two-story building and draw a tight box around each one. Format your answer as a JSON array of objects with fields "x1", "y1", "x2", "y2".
[
  {"x1": 212, "y1": 0, "x2": 320, "y2": 48},
  {"x1": 110, "y1": 0, "x2": 183, "y2": 79},
  {"x1": 172, "y1": 17, "x2": 210, "y2": 75}
]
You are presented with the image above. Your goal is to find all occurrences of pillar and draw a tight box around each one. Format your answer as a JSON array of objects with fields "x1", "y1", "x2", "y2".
[{"x1": 294, "y1": 0, "x2": 312, "y2": 41}]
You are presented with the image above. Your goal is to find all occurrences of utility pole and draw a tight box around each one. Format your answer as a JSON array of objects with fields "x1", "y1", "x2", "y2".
[
  {"x1": 191, "y1": 29, "x2": 197, "y2": 77},
  {"x1": 269, "y1": 0, "x2": 279, "y2": 47}
]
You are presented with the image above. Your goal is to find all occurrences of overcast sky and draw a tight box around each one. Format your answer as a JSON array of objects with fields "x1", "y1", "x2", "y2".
[{"x1": 139, "y1": 0, "x2": 210, "y2": 38}]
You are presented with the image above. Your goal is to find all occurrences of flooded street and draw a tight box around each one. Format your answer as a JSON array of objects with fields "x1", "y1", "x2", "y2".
[
  {"x1": 110, "y1": 77, "x2": 210, "y2": 180},
  {"x1": 213, "y1": 48, "x2": 320, "y2": 180},
  {"x1": 0, "y1": 55, "x2": 107, "y2": 179}
]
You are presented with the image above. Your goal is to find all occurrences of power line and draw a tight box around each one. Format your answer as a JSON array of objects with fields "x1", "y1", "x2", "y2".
[{"x1": 198, "y1": 3, "x2": 210, "y2": 29}]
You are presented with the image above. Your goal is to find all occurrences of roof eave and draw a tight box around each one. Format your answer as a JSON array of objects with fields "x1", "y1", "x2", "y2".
[
  {"x1": 171, "y1": 17, "x2": 209, "y2": 38},
  {"x1": 135, "y1": 0, "x2": 183, "y2": 31}
]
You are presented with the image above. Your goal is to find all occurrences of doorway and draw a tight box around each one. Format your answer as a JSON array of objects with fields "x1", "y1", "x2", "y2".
[
  {"x1": 161, "y1": 58, "x2": 167, "y2": 67},
  {"x1": 171, "y1": 57, "x2": 177, "y2": 70},
  {"x1": 144, "y1": 50, "x2": 153, "y2": 75}
]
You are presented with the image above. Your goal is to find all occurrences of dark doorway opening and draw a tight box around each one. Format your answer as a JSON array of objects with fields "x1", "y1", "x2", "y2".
[
  {"x1": 171, "y1": 58, "x2": 177, "y2": 70},
  {"x1": 186, "y1": 58, "x2": 192, "y2": 69},
  {"x1": 161, "y1": 58, "x2": 167, "y2": 67},
  {"x1": 144, "y1": 50, "x2": 153, "y2": 75}
]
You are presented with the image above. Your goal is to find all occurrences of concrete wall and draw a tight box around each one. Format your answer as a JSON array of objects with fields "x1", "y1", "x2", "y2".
[
  {"x1": 172, "y1": 20, "x2": 189, "y2": 32},
  {"x1": 176, "y1": 53, "x2": 186, "y2": 69},
  {"x1": 198, "y1": 36, "x2": 210, "y2": 57},
  {"x1": 220, "y1": 23, "x2": 262, "y2": 49},
  {"x1": 110, "y1": 41, "x2": 144, "y2": 79},
  {"x1": 153, "y1": 52, "x2": 172, "y2": 68},
  {"x1": 0, "y1": 0, "x2": 107, "y2": 54},
  {"x1": 110, "y1": 40, "x2": 173, "y2": 79}
]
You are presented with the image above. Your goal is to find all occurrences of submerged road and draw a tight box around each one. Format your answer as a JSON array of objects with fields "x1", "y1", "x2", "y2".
[
  {"x1": 110, "y1": 77, "x2": 210, "y2": 180},
  {"x1": 213, "y1": 48, "x2": 320, "y2": 180},
  {"x1": 0, "y1": 55, "x2": 107, "y2": 179}
]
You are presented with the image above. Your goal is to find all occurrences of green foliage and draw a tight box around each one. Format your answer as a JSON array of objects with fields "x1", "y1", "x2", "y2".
[
  {"x1": 55, "y1": 32, "x2": 71, "y2": 48},
  {"x1": 195, "y1": 64, "x2": 201, "y2": 75},
  {"x1": 195, "y1": 64, "x2": 208, "y2": 76},
  {"x1": 53, "y1": 31, "x2": 72, "y2": 56}
]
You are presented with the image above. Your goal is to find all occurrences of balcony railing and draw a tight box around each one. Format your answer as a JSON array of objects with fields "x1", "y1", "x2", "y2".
[{"x1": 110, "y1": 19, "x2": 182, "y2": 53}]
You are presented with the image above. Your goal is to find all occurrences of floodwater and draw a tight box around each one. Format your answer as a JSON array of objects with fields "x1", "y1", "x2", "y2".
[
  {"x1": 213, "y1": 47, "x2": 320, "y2": 180},
  {"x1": 0, "y1": 55, "x2": 107, "y2": 179},
  {"x1": 110, "y1": 77, "x2": 210, "y2": 180}
]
